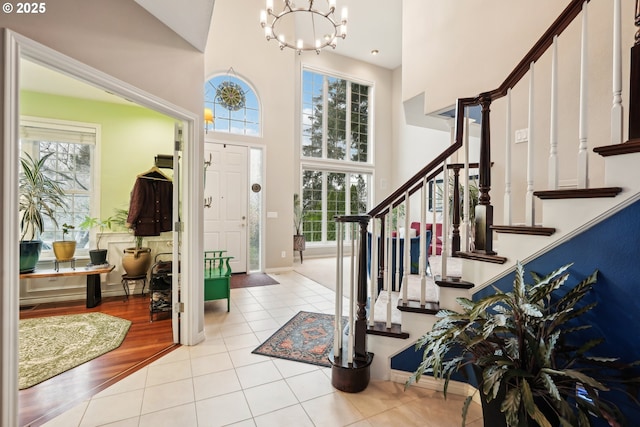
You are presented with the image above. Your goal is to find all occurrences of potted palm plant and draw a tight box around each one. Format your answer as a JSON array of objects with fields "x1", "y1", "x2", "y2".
[
  {"x1": 52, "y1": 223, "x2": 76, "y2": 261},
  {"x1": 407, "y1": 261, "x2": 640, "y2": 427},
  {"x1": 78, "y1": 215, "x2": 113, "y2": 265},
  {"x1": 19, "y1": 152, "x2": 68, "y2": 272}
]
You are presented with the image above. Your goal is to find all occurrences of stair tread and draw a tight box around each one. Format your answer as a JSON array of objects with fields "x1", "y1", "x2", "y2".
[
  {"x1": 397, "y1": 298, "x2": 439, "y2": 314},
  {"x1": 491, "y1": 225, "x2": 556, "y2": 236},
  {"x1": 435, "y1": 277, "x2": 475, "y2": 289},
  {"x1": 456, "y1": 251, "x2": 508, "y2": 264},
  {"x1": 533, "y1": 187, "x2": 622, "y2": 199},
  {"x1": 594, "y1": 139, "x2": 640, "y2": 157},
  {"x1": 366, "y1": 321, "x2": 410, "y2": 339}
]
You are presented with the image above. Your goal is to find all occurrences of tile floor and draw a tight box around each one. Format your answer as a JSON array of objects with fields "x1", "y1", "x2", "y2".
[{"x1": 42, "y1": 270, "x2": 483, "y2": 427}]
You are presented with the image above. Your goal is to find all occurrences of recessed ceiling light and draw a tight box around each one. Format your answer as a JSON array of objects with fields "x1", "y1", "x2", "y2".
[{"x1": 371, "y1": 49, "x2": 379, "y2": 55}]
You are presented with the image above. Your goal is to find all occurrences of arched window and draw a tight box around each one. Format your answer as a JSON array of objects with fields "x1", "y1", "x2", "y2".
[{"x1": 204, "y1": 72, "x2": 260, "y2": 136}]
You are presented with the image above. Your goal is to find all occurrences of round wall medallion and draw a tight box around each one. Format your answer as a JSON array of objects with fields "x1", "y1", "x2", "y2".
[
  {"x1": 251, "y1": 183, "x2": 262, "y2": 193},
  {"x1": 216, "y1": 81, "x2": 246, "y2": 111}
]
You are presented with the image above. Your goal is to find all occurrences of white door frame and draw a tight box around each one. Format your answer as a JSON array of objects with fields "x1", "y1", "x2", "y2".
[
  {"x1": 204, "y1": 137, "x2": 267, "y2": 273},
  {"x1": 2, "y1": 29, "x2": 204, "y2": 426}
]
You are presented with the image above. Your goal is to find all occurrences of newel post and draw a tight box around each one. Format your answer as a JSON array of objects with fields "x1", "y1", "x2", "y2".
[
  {"x1": 629, "y1": 0, "x2": 640, "y2": 141},
  {"x1": 474, "y1": 95, "x2": 495, "y2": 254}
]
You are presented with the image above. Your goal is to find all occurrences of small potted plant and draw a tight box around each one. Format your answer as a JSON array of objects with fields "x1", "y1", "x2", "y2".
[
  {"x1": 19, "y1": 152, "x2": 68, "y2": 272},
  {"x1": 52, "y1": 223, "x2": 76, "y2": 261},
  {"x1": 78, "y1": 215, "x2": 113, "y2": 265},
  {"x1": 293, "y1": 193, "x2": 307, "y2": 263},
  {"x1": 407, "y1": 261, "x2": 640, "y2": 426}
]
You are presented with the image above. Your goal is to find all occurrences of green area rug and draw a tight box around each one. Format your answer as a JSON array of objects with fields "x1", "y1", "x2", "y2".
[
  {"x1": 252, "y1": 311, "x2": 346, "y2": 367},
  {"x1": 19, "y1": 312, "x2": 131, "y2": 389}
]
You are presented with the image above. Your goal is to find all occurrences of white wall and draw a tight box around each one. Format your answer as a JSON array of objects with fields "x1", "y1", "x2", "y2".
[
  {"x1": 402, "y1": 0, "x2": 636, "y2": 226},
  {"x1": 206, "y1": 0, "x2": 397, "y2": 265}
]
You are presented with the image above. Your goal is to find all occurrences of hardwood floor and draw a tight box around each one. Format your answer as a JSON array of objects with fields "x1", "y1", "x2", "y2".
[{"x1": 18, "y1": 293, "x2": 177, "y2": 427}]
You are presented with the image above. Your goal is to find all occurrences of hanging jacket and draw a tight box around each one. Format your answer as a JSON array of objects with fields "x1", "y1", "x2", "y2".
[{"x1": 126, "y1": 177, "x2": 173, "y2": 236}]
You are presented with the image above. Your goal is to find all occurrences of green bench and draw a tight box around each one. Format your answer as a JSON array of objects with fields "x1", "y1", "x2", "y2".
[{"x1": 204, "y1": 251, "x2": 232, "y2": 311}]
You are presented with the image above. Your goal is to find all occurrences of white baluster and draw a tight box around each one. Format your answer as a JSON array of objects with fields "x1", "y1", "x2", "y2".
[
  {"x1": 347, "y1": 224, "x2": 355, "y2": 364},
  {"x1": 369, "y1": 217, "x2": 377, "y2": 327},
  {"x1": 577, "y1": 0, "x2": 589, "y2": 189},
  {"x1": 420, "y1": 177, "x2": 427, "y2": 306},
  {"x1": 402, "y1": 192, "x2": 410, "y2": 305},
  {"x1": 504, "y1": 89, "x2": 513, "y2": 225},
  {"x1": 464, "y1": 109, "x2": 471, "y2": 249},
  {"x1": 334, "y1": 222, "x2": 343, "y2": 354},
  {"x1": 611, "y1": 0, "x2": 623, "y2": 145},
  {"x1": 526, "y1": 61, "x2": 535, "y2": 226},
  {"x1": 394, "y1": 203, "x2": 401, "y2": 295},
  {"x1": 549, "y1": 37, "x2": 559, "y2": 190},
  {"x1": 385, "y1": 207, "x2": 392, "y2": 329},
  {"x1": 441, "y1": 159, "x2": 448, "y2": 279}
]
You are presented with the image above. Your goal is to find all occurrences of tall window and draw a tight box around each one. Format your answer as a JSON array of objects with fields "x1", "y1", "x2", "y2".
[
  {"x1": 204, "y1": 74, "x2": 260, "y2": 136},
  {"x1": 301, "y1": 69, "x2": 372, "y2": 244},
  {"x1": 20, "y1": 118, "x2": 97, "y2": 254}
]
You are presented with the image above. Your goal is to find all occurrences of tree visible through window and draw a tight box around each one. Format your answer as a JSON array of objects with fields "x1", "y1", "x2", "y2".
[
  {"x1": 300, "y1": 69, "x2": 372, "y2": 244},
  {"x1": 20, "y1": 119, "x2": 96, "y2": 253}
]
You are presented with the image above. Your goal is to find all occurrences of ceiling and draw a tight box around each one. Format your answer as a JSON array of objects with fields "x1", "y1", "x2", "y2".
[
  {"x1": 20, "y1": 0, "x2": 402, "y2": 107},
  {"x1": 136, "y1": 0, "x2": 403, "y2": 70}
]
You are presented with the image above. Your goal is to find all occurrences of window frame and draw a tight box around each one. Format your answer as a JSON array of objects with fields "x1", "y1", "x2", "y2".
[
  {"x1": 299, "y1": 66, "x2": 375, "y2": 246},
  {"x1": 20, "y1": 116, "x2": 101, "y2": 258},
  {"x1": 204, "y1": 73, "x2": 262, "y2": 137}
]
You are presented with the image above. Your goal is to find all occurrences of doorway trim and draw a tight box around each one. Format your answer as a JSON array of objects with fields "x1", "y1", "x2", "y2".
[{"x1": 2, "y1": 29, "x2": 204, "y2": 426}]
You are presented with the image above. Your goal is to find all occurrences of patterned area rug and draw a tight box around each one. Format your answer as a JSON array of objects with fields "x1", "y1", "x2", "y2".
[
  {"x1": 252, "y1": 311, "x2": 346, "y2": 367},
  {"x1": 19, "y1": 312, "x2": 131, "y2": 389}
]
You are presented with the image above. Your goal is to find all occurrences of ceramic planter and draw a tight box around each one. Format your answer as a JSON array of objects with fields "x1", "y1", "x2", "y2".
[
  {"x1": 52, "y1": 241, "x2": 76, "y2": 261},
  {"x1": 122, "y1": 247, "x2": 152, "y2": 276}
]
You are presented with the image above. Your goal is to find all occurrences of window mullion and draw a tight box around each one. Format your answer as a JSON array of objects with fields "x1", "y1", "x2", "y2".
[
  {"x1": 321, "y1": 171, "x2": 328, "y2": 243},
  {"x1": 322, "y1": 76, "x2": 329, "y2": 159},
  {"x1": 345, "y1": 83, "x2": 352, "y2": 162}
]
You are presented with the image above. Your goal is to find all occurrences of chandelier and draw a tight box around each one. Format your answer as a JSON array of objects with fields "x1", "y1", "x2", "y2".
[{"x1": 260, "y1": 0, "x2": 348, "y2": 54}]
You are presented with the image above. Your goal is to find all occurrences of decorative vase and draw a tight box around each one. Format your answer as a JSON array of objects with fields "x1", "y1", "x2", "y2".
[
  {"x1": 52, "y1": 241, "x2": 76, "y2": 261},
  {"x1": 89, "y1": 249, "x2": 108, "y2": 265},
  {"x1": 19, "y1": 240, "x2": 42, "y2": 273},
  {"x1": 122, "y1": 247, "x2": 152, "y2": 276}
]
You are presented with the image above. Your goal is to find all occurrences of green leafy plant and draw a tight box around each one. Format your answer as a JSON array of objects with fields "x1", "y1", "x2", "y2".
[
  {"x1": 407, "y1": 261, "x2": 640, "y2": 426},
  {"x1": 61, "y1": 223, "x2": 75, "y2": 241},
  {"x1": 19, "y1": 152, "x2": 68, "y2": 241},
  {"x1": 111, "y1": 208, "x2": 144, "y2": 248},
  {"x1": 78, "y1": 216, "x2": 113, "y2": 250}
]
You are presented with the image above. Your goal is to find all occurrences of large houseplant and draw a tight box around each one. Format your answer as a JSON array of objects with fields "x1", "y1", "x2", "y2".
[
  {"x1": 293, "y1": 193, "x2": 307, "y2": 262},
  {"x1": 407, "y1": 261, "x2": 640, "y2": 427},
  {"x1": 19, "y1": 152, "x2": 68, "y2": 272},
  {"x1": 112, "y1": 207, "x2": 151, "y2": 276}
]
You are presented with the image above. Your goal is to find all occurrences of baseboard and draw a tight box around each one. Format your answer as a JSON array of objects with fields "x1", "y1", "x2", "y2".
[{"x1": 389, "y1": 369, "x2": 481, "y2": 405}]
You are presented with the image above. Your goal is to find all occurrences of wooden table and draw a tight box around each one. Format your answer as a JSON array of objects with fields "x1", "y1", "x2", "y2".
[{"x1": 20, "y1": 265, "x2": 116, "y2": 308}]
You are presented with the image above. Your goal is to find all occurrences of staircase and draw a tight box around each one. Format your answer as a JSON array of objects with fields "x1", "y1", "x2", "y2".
[{"x1": 330, "y1": 0, "x2": 640, "y2": 409}]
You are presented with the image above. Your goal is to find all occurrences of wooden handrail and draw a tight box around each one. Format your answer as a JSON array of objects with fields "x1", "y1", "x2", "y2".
[{"x1": 369, "y1": 0, "x2": 591, "y2": 220}]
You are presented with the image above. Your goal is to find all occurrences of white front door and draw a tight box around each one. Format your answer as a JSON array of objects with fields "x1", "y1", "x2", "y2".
[{"x1": 204, "y1": 143, "x2": 248, "y2": 273}]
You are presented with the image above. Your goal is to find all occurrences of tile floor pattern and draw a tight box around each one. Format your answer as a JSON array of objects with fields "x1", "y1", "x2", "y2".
[{"x1": 42, "y1": 270, "x2": 483, "y2": 427}]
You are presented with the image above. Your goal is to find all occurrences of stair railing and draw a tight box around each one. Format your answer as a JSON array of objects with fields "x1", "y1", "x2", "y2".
[{"x1": 336, "y1": 0, "x2": 632, "y2": 344}]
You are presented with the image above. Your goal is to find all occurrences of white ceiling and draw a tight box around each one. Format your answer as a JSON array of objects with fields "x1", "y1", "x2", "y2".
[
  {"x1": 20, "y1": 0, "x2": 402, "y2": 106},
  {"x1": 136, "y1": 0, "x2": 403, "y2": 70}
]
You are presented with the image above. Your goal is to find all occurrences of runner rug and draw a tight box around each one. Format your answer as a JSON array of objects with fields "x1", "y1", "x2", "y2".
[
  {"x1": 19, "y1": 312, "x2": 131, "y2": 389},
  {"x1": 252, "y1": 311, "x2": 346, "y2": 367}
]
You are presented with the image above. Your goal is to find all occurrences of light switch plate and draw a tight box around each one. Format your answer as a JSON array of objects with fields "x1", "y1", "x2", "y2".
[{"x1": 515, "y1": 128, "x2": 528, "y2": 143}]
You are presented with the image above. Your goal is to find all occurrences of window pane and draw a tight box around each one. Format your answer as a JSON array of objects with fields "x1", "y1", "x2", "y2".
[{"x1": 204, "y1": 75, "x2": 260, "y2": 137}]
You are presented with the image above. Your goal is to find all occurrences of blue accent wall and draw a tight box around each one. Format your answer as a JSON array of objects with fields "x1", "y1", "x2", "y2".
[{"x1": 392, "y1": 198, "x2": 640, "y2": 423}]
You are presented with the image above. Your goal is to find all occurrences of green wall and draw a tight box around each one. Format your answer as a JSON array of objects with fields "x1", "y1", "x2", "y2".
[{"x1": 20, "y1": 91, "x2": 175, "y2": 221}]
